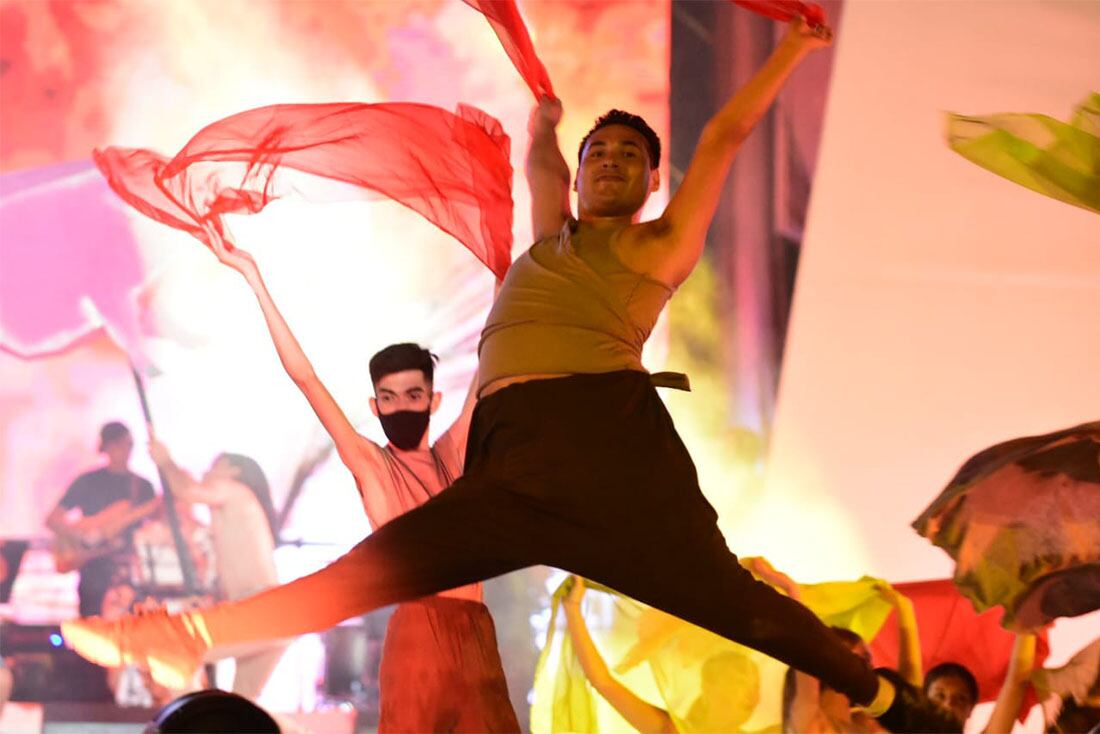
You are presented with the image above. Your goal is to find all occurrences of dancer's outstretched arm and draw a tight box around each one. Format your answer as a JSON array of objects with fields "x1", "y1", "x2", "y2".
[
  {"x1": 202, "y1": 223, "x2": 378, "y2": 484},
  {"x1": 982, "y1": 634, "x2": 1036, "y2": 734},
  {"x1": 742, "y1": 558, "x2": 822, "y2": 733},
  {"x1": 148, "y1": 437, "x2": 230, "y2": 508},
  {"x1": 527, "y1": 96, "x2": 573, "y2": 242},
  {"x1": 874, "y1": 582, "x2": 923, "y2": 688},
  {"x1": 625, "y1": 17, "x2": 832, "y2": 287},
  {"x1": 562, "y1": 577, "x2": 677, "y2": 734}
]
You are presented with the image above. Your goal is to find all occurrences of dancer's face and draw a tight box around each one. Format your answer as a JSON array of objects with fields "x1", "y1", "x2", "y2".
[
  {"x1": 101, "y1": 432, "x2": 133, "y2": 468},
  {"x1": 927, "y1": 674, "x2": 975, "y2": 723},
  {"x1": 202, "y1": 455, "x2": 239, "y2": 483},
  {"x1": 370, "y1": 369, "x2": 440, "y2": 417},
  {"x1": 575, "y1": 124, "x2": 659, "y2": 219}
]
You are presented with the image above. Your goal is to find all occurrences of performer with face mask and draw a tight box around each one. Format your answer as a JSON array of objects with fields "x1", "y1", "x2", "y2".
[
  {"x1": 142, "y1": 233, "x2": 515, "y2": 731},
  {"x1": 360, "y1": 343, "x2": 519, "y2": 732}
]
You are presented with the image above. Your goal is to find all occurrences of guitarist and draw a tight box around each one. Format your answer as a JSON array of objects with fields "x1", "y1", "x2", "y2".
[{"x1": 46, "y1": 421, "x2": 157, "y2": 616}]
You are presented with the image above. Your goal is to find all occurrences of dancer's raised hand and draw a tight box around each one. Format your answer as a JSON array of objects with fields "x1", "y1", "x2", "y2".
[
  {"x1": 201, "y1": 220, "x2": 257, "y2": 278},
  {"x1": 564, "y1": 575, "x2": 587, "y2": 608},
  {"x1": 200, "y1": 217, "x2": 376, "y2": 488},
  {"x1": 782, "y1": 14, "x2": 833, "y2": 52},
  {"x1": 528, "y1": 95, "x2": 563, "y2": 135}
]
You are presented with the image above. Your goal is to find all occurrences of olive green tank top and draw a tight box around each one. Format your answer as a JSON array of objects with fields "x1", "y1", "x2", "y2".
[{"x1": 478, "y1": 219, "x2": 674, "y2": 393}]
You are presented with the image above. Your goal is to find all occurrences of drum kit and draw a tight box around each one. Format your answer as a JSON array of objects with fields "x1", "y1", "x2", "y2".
[{"x1": 127, "y1": 518, "x2": 217, "y2": 603}]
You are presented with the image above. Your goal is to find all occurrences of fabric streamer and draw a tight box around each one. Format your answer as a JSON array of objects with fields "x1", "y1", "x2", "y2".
[
  {"x1": 731, "y1": 1, "x2": 827, "y2": 28},
  {"x1": 533, "y1": 572, "x2": 1053, "y2": 732},
  {"x1": 1034, "y1": 636, "x2": 1100, "y2": 725},
  {"x1": 945, "y1": 92, "x2": 1100, "y2": 215},
  {"x1": 95, "y1": 102, "x2": 514, "y2": 279},
  {"x1": 870, "y1": 578, "x2": 1050, "y2": 720},
  {"x1": 532, "y1": 566, "x2": 894, "y2": 734},
  {"x1": 461, "y1": 0, "x2": 556, "y2": 101},
  {"x1": 913, "y1": 422, "x2": 1100, "y2": 630}
]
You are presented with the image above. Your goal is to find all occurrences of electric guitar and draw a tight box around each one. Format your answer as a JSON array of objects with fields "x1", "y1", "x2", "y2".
[{"x1": 52, "y1": 497, "x2": 161, "y2": 573}]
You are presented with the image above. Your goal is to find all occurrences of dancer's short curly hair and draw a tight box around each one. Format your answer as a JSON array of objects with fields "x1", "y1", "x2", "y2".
[
  {"x1": 578, "y1": 110, "x2": 661, "y2": 169},
  {"x1": 369, "y1": 343, "x2": 438, "y2": 386}
]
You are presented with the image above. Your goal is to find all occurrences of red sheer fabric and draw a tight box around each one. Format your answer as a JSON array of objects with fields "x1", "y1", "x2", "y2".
[
  {"x1": 870, "y1": 579, "x2": 1049, "y2": 719},
  {"x1": 95, "y1": 102, "x2": 513, "y2": 279},
  {"x1": 462, "y1": 0, "x2": 556, "y2": 101},
  {"x1": 732, "y1": 0, "x2": 826, "y2": 27}
]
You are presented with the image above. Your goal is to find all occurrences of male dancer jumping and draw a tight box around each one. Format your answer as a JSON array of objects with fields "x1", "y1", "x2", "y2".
[{"x1": 64, "y1": 18, "x2": 953, "y2": 731}]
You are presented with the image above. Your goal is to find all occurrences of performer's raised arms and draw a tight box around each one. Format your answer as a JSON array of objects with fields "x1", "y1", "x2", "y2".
[
  {"x1": 526, "y1": 96, "x2": 571, "y2": 242},
  {"x1": 636, "y1": 16, "x2": 831, "y2": 287},
  {"x1": 195, "y1": 222, "x2": 514, "y2": 730},
  {"x1": 526, "y1": 17, "x2": 831, "y2": 289},
  {"x1": 200, "y1": 222, "x2": 379, "y2": 486}
]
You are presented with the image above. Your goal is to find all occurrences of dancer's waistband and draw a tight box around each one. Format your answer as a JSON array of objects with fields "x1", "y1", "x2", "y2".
[{"x1": 480, "y1": 369, "x2": 689, "y2": 404}]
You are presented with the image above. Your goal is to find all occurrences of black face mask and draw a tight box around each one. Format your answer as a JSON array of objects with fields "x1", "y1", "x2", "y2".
[{"x1": 378, "y1": 409, "x2": 431, "y2": 451}]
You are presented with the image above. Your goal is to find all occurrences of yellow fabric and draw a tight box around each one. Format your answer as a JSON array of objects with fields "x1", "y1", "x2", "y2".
[
  {"x1": 945, "y1": 92, "x2": 1100, "y2": 214},
  {"x1": 531, "y1": 563, "x2": 895, "y2": 734}
]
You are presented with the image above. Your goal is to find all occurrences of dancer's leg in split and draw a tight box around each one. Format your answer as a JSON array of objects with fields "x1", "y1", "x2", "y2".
[
  {"x1": 547, "y1": 524, "x2": 881, "y2": 706},
  {"x1": 477, "y1": 373, "x2": 955, "y2": 729},
  {"x1": 572, "y1": 522, "x2": 880, "y2": 705},
  {"x1": 60, "y1": 473, "x2": 536, "y2": 685},
  {"x1": 193, "y1": 476, "x2": 534, "y2": 648},
  {"x1": 484, "y1": 374, "x2": 880, "y2": 705}
]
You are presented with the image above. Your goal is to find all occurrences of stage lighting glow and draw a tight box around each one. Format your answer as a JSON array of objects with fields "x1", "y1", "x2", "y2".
[
  {"x1": 1, "y1": 3, "x2": 671, "y2": 722},
  {"x1": 1, "y1": 0, "x2": 672, "y2": 546}
]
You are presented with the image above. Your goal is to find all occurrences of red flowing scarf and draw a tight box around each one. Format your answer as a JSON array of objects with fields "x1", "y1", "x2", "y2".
[
  {"x1": 95, "y1": 102, "x2": 514, "y2": 279},
  {"x1": 465, "y1": 0, "x2": 828, "y2": 100},
  {"x1": 870, "y1": 578, "x2": 1049, "y2": 719},
  {"x1": 732, "y1": 0, "x2": 826, "y2": 27},
  {"x1": 462, "y1": 0, "x2": 556, "y2": 101}
]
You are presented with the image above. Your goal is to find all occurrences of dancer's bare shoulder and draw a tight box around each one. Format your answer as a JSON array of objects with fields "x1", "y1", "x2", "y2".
[
  {"x1": 611, "y1": 218, "x2": 685, "y2": 288},
  {"x1": 352, "y1": 434, "x2": 388, "y2": 475}
]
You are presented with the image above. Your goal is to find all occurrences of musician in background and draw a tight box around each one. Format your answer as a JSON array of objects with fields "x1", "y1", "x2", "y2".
[{"x1": 46, "y1": 421, "x2": 157, "y2": 616}]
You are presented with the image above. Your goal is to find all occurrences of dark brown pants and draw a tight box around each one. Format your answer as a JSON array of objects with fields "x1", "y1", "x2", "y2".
[{"x1": 202, "y1": 371, "x2": 879, "y2": 705}]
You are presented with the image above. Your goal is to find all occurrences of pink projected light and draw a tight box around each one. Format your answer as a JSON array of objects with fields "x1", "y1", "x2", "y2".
[{"x1": 0, "y1": 160, "x2": 148, "y2": 360}]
